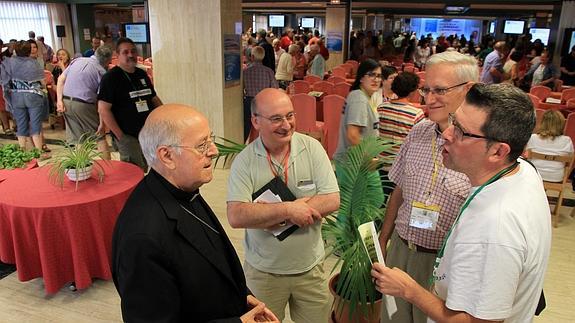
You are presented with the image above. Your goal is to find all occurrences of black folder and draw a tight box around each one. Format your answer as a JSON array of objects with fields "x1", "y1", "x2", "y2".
[{"x1": 252, "y1": 176, "x2": 299, "y2": 241}]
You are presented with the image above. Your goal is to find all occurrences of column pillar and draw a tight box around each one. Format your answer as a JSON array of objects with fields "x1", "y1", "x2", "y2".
[
  {"x1": 148, "y1": 0, "x2": 243, "y2": 143},
  {"x1": 325, "y1": 5, "x2": 348, "y2": 71}
]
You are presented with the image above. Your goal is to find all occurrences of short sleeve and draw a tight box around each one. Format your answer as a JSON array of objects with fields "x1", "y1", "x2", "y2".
[
  {"x1": 227, "y1": 149, "x2": 255, "y2": 203},
  {"x1": 98, "y1": 71, "x2": 115, "y2": 103},
  {"x1": 388, "y1": 125, "x2": 414, "y2": 187},
  {"x1": 445, "y1": 242, "x2": 523, "y2": 320},
  {"x1": 345, "y1": 93, "x2": 369, "y2": 128}
]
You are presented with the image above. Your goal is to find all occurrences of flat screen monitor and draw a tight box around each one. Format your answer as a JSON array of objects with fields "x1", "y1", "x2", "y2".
[
  {"x1": 562, "y1": 28, "x2": 575, "y2": 56},
  {"x1": 529, "y1": 28, "x2": 550, "y2": 46},
  {"x1": 269, "y1": 15, "x2": 285, "y2": 27},
  {"x1": 503, "y1": 20, "x2": 525, "y2": 34},
  {"x1": 301, "y1": 17, "x2": 315, "y2": 28},
  {"x1": 489, "y1": 21, "x2": 496, "y2": 34},
  {"x1": 123, "y1": 23, "x2": 149, "y2": 43}
]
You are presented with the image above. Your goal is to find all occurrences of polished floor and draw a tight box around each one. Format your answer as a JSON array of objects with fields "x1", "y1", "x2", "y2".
[{"x1": 0, "y1": 125, "x2": 573, "y2": 322}]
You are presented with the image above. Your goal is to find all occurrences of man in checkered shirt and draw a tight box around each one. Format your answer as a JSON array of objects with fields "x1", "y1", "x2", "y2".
[
  {"x1": 243, "y1": 46, "x2": 278, "y2": 141},
  {"x1": 377, "y1": 51, "x2": 478, "y2": 323}
]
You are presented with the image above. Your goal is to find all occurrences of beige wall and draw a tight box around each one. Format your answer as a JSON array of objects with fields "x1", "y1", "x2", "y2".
[
  {"x1": 325, "y1": 7, "x2": 346, "y2": 72},
  {"x1": 148, "y1": 0, "x2": 243, "y2": 142}
]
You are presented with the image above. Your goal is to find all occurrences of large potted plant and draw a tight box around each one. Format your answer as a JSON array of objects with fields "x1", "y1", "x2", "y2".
[
  {"x1": 323, "y1": 136, "x2": 395, "y2": 323},
  {"x1": 47, "y1": 134, "x2": 109, "y2": 190}
]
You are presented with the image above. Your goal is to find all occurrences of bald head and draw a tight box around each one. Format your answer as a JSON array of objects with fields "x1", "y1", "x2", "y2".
[
  {"x1": 139, "y1": 104, "x2": 207, "y2": 167},
  {"x1": 251, "y1": 88, "x2": 291, "y2": 115}
]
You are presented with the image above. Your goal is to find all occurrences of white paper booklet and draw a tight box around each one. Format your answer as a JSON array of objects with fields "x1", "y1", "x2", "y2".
[
  {"x1": 253, "y1": 189, "x2": 295, "y2": 237},
  {"x1": 357, "y1": 221, "x2": 398, "y2": 320}
]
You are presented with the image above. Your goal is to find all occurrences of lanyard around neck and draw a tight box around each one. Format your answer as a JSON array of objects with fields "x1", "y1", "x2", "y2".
[
  {"x1": 430, "y1": 161, "x2": 519, "y2": 286},
  {"x1": 265, "y1": 145, "x2": 291, "y2": 185},
  {"x1": 435, "y1": 161, "x2": 519, "y2": 261}
]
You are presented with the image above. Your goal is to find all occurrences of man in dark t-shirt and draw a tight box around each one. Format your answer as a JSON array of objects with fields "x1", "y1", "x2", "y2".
[{"x1": 98, "y1": 37, "x2": 162, "y2": 170}]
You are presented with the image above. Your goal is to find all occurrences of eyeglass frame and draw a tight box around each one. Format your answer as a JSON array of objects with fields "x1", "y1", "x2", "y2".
[
  {"x1": 168, "y1": 133, "x2": 216, "y2": 156},
  {"x1": 365, "y1": 71, "x2": 383, "y2": 80},
  {"x1": 253, "y1": 111, "x2": 296, "y2": 125},
  {"x1": 418, "y1": 81, "x2": 468, "y2": 97},
  {"x1": 447, "y1": 113, "x2": 504, "y2": 143}
]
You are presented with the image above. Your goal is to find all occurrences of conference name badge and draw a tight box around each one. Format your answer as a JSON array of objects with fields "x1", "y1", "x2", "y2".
[
  {"x1": 129, "y1": 88, "x2": 152, "y2": 99},
  {"x1": 135, "y1": 100, "x2": 149, "y2": 112},
  {"x1": 409, "y1": 201, "x2": 440, "y2": 231}
]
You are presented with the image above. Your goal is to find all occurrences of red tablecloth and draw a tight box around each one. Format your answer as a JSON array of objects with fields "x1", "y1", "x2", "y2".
[
  {"x1": 0, "y1": 160, "x2": 143, "y2": 294},
  {"x1": 0, "y1": 160, "x2": 38, "y2": 182}
]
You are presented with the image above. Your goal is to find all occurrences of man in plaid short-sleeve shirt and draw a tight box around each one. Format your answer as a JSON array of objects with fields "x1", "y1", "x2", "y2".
[
  {"x1": 243, "y1": 46, "x2": 278, "y2": 141},
  {"x1": 377, "y1": 51, "x2": 478, "y2": 323}
]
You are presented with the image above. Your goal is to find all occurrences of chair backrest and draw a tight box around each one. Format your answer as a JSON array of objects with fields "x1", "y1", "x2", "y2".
[
  {"x1": 567, "y1": 98, "x2": 575, "y2": 109},
  {"x1": 327, "y1": 76, "x2": 346, "y2": 84},
  {"x1": 312, "y1": 81, "x2": 334, "y2": 95},
  {"x1": 527, "y1": 93, "x2": 541, "y2": 109},
  {"x1": 416, "y1": 71, "x2": 426, "y2": 81},
  {"x1": 561, "y1": 88, "x2": 575, "y2": 103},
  {"x1": 304, "y1": 74, "x2": 322, "y2": 85},
  {"x1": 290, "y1": 93, "x2": 317, "y2": 132},
  {"x1": 333, "y1": 82, "x2": 351, "y2": 98},
  {"x1": 345, "y1": 60, "x2": 359, "y2": 76},
  {"x1": 530, "y1": 85, "x2": 552, "y2": 101},
  {"x1": 538, "y1": 102, "x2": 561, "y2": 111},
  {"x1": 564, "y1": 112, "x2": 575, "y2": 148},
  {"x1": 528, "y1": 151, "x2": 575, "y2": 185},
  {"x1": 554, "y1": 79, "x2": 564, "y2": 92},
  {"x1": 322, "y1": 94, "x2": 346, "y2": 159},
  {"x1": 292, "y1": 80, "x2": 311, "y2": 94},
  {"x1": 331, "y1": 67, "x2": 347, "y2": 78},
  {"x1": 340, "y1": 63, "x2": 353, "y2": 77}
]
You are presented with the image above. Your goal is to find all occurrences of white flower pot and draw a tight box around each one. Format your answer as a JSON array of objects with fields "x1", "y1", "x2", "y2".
[{"x1": 65, "y1": 164, "x2": 93, "y2": 182}]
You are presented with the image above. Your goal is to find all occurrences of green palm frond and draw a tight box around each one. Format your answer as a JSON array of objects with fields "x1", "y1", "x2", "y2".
[
  {"x1": 323, "y1": 136, "x2": 396, "y2": 320},
  {"x1": 214, "y1": 136, "x2": 246, "y2": 167}
]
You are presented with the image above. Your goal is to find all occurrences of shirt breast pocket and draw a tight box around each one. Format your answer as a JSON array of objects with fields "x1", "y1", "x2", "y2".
[{"x1": 441, "y1": 173, "x2": 469, "y2": 199}]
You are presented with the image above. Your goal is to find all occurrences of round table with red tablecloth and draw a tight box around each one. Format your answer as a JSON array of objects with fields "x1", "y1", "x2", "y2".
[{"x1": 0, "y1": 160, "x2": 143, "y2": 294}]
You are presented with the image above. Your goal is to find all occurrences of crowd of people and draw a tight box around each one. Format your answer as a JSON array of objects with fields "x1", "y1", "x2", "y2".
[{"x1": 1, "y1": 24, "x2": 571, "y2": 323}]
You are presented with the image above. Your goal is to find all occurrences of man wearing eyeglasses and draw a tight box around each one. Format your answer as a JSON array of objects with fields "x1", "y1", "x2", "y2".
[
  {"x1": 373, "y1": 83, "x2": 551, "y2": 323},
  {"x1": 112, "y1": 104, "x2": 279, "y2": 323},
  {"x1": 98, "y1": 38, "x2": 163, "y2": 171},
  {"x1": 227, "y1": 88, "x2": 340, "y2": 322},
  {"x1": 377, "y1": 51, "x2": 476, "y2": 323}
]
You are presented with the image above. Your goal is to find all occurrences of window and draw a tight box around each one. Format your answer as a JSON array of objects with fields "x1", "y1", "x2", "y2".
[{"x1": 0, "y1": 1, "x2": 53, "y2": 48}]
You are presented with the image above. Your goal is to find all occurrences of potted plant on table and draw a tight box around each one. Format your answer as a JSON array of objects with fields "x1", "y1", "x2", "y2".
[
  {"x1": 46, "y1": 134, "x2": 108, "y2": 190},
  {"x1": 323, "y1": 136, "x2": 395, "y2": 323}
]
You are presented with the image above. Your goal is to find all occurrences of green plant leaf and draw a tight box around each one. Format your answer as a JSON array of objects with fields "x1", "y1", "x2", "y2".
[{"x1": 323, "y1": 136, "x2": 395, "y2": 320}]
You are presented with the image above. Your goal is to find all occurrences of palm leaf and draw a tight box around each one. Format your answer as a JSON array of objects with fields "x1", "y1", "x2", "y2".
[
  {"x1": 214, "y1": 136, "x2": 246, "y2": 167},
  {"x1": 323, "y1": 136, "x2": 396, "y2": 320}
]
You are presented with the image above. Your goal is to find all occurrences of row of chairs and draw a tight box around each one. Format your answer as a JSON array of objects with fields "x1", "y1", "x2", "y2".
[
  {"x1": 530, "y1": 85, "x2": 575, "y2": 104},
  {"x1": 290, "y1": 93, "x2": 346, "y2": 159},
  {"x1": 291, "y1": 79, "x2": 351, "y2": 98}
]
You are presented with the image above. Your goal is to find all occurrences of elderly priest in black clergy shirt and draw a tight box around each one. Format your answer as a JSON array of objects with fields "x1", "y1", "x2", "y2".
[{"x1": 112, "y1": 104, "x2": 278, "y2": 323}]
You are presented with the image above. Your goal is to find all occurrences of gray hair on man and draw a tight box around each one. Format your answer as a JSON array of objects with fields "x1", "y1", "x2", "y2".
[
  {"x1": 426, "y1": 51, "x2": 479, "y2": 84},
  {"x1": 95, "y1": 45, "x2": 113, "y2": 67},
  {"x1": 139, "y1": 116, "x2": 184, "y2": 167},
  {"x1": 251, "y1": 46, "x2": 265, "y2": 61}
]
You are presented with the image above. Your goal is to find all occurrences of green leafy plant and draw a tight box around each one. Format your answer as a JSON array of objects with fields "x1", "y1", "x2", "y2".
[
  {"x1": 46, "y1": 134, "x2": 109, "y2": 190},
  {"x1": 0, "y1": 144, "x2": 40, "y2": 169},
  {"x1": 323, "y1": 136, "x2": 396, "y2": 320},
  {"x1": 214, "y1": 136, "x2": 246, "y2": 167}
]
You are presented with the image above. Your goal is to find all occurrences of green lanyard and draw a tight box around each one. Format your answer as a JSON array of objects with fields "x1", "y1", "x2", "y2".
[{"x1": 430, "y1": 161, "x2": 519, "y2": 284}]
